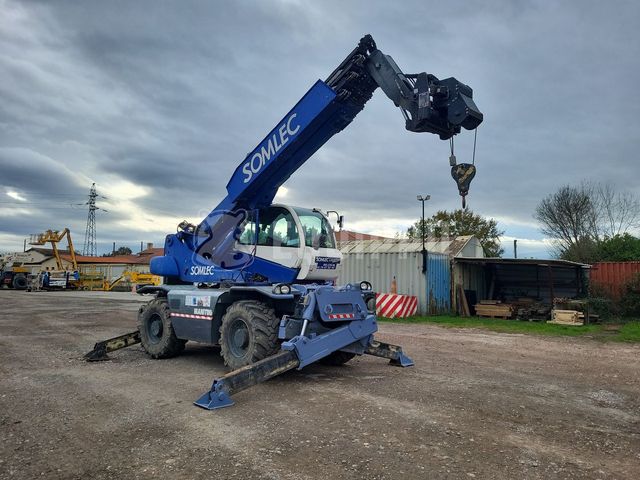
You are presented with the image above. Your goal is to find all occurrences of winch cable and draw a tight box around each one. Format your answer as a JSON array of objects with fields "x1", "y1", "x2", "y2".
[{"x1": 472, "y1": 126, "x2": 478, "y2": 165}]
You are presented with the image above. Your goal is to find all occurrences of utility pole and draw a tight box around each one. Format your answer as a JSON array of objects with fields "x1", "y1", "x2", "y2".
[
  {"x1": 416, "y1": 194, "x2": 431, "y2": 273},
  {"x1": 514, "y1": 239, "x2": 518, "y2": 259}
]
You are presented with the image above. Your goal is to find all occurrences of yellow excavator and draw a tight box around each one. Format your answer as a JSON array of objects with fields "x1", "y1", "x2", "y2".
[{"x1": 101, "y1": 271, "x2": 162, "y2": 291}]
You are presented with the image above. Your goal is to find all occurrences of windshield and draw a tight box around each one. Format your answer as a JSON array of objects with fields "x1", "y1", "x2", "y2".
[{"x1": 293, "y1": 207, "x2": 336, "y2": 249}]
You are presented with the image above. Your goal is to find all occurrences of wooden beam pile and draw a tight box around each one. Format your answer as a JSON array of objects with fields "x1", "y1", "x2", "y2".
[{"x1": 474, "y1": 300, "x2": 514, "y2": 319}]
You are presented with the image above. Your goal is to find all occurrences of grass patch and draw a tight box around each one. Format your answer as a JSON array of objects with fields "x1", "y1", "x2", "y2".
[
  {"x1": 378, "y1": 315, "x2": 640, "y2": 342},
  {"x1": 614, "y1": 322, "x2": 640, "y2": 342}
]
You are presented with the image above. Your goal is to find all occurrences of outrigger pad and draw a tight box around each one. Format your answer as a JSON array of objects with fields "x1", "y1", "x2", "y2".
[
  {"x1": 389, "y1": 349, "x2": 414, "y2": 367},
  {"x1": 194, "y1": 381, "x2": 235, "y2": 410},
  {"x1": 84, "y1": 345, "x2": 110, "y2": 362},
  {"x1": 364, "y1": 340, "x2": 415, "y2": 367}
]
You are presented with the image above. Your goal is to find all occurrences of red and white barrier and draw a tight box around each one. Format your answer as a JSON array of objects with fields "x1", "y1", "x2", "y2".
[{"x1": 376, "y1": 293, "x2": 418, "y2": 318}]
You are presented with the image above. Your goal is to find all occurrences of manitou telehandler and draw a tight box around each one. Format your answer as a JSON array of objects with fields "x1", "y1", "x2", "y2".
[{"x1": 86, "y1": 34, "x2": 483, "y2": 409}]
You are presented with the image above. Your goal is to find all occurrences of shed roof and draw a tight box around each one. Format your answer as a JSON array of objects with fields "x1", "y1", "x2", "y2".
[
  {"x1": 335, "y1": 230, "x2": 391, "y2": 243},
  {"x1": 453, "y1": 257, "x2": 590, "y2": 268},
  {"x1": 339, "y1": 235, "x2": 476, "y2": 256}
]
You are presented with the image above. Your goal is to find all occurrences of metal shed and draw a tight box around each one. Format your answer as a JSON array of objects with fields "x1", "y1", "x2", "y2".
[
  {"x1": 337, "y1": 237, "x2": 478, "y2": 315},
  {"x1": 451, "y1": 257, "x2": 590, "y2": 314}
]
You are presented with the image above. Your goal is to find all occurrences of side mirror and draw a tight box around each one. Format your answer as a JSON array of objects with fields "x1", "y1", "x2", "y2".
[{"x1": 338, "y1": 215, "x2": 344, "y2": 230}]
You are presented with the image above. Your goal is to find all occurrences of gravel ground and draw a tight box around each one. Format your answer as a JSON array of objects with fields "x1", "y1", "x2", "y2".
[{"x1": 1, "y1": 290, "x2": 639, "y2": 479}]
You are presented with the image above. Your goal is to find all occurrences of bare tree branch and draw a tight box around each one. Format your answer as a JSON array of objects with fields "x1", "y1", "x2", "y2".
[{"x1": 535, "y1": 181, "x2": 640, "y2": 262}]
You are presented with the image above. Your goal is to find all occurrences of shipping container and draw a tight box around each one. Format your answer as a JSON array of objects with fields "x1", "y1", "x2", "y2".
[
  {"x1": 338, "y1": 247, "x2": 451, "y2": 315},
  {"x1": 590, "y1": 261, "x2": 640, "y2": 299}
]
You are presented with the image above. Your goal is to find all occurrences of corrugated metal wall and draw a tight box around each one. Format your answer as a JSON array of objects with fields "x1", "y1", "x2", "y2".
[
  {"x1": 452, "y1": 262, "x2": 487, "y2": 305},
  {"x1": 338, "y1": 251, "x2": 451, "y2": 315},
  {"x1": 426, "y1": 253, "x2": 451, "y2": 314},
  {"x1": 591, "y1": 261, "x2": 640, "y2": 299}
]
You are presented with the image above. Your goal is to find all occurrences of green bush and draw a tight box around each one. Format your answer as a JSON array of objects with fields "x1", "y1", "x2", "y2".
[
  {"x1": 586, "y1": 296, "x2": 615, "y2": 321},
  {"x1": 620, "y1": 274, "x2": 640, "y2": 318}
]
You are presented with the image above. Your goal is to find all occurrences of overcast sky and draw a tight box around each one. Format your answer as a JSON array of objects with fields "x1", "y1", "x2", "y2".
[{"x1": 1, "y1": 0, "x2": 639, "y2": 258}]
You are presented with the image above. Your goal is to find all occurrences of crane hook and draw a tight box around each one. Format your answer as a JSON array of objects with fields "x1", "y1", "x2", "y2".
[{"x1": 451, "y1": 163, "x2": 476, "y2": 209}]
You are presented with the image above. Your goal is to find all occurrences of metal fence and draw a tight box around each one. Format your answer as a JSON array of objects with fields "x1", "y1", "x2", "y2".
[{"x1": 338, "y1": 250, "x2": 451, "y2": 315}]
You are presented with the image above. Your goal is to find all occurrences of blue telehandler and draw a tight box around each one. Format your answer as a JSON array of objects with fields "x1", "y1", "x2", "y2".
[{"x1": 85, "y1": 35, "x2": 483, "y2": 410}]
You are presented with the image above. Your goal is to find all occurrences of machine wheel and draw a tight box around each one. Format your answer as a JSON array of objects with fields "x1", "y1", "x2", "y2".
[
  {"x1": 137, "y1": 298, "x2": 186, "y2": 359},
  {"x1": 220, "y1": 300, "x2": 279, "y2": 370},
  {"x1": 12, "y1": 274, "x2": 28, "y2": 290},
  {"x1": 319, "y1": 351, "x2": 356, "y2": 366}
]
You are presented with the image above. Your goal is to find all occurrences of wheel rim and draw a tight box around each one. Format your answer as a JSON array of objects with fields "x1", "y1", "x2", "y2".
[
  {"x1": 228, "y1": 318, "x2": 250, "y2": 358},
  {"x1": 147, "y1": 313, "x2": 164, "y2": 344}
]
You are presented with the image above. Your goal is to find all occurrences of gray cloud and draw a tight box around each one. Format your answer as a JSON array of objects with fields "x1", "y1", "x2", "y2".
[{"x1": 1, "y1": 0, "x2": 639, "y2": 256}]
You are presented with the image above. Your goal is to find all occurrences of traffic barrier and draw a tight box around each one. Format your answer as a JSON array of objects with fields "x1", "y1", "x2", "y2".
[{"x1": 376, "y1": 293, "x2": 418, "y2": 318}]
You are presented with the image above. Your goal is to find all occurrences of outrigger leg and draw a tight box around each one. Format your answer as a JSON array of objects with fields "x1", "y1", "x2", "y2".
[
  {"x1": 84, "y1": 331, "x2": 141, "y2": 362},
  {"x1": 194, "y1": 350, "x2": 300, "y2": 410},
  {"x1": 194, "y1": 339, "x2": 413, "y2": 411}
]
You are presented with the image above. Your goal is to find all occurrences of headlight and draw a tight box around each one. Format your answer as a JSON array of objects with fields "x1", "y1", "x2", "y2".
[
  {"x1": 359, "y1": 281, "x2": 372, "y2": 291},
  {"x1": 272, "y1": 283, "x2": 292, "y2": 295}
]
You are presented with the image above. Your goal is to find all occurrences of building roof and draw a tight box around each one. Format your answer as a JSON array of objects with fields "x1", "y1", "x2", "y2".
[
  {"x1": 26, "y1": 247, "x2": 71, "y2": 256},
  {"x1": 452, "y1": 257, "x2": 590, "y2": 268},
  {"x1": 62, "y1": 254, "x2": 149, "y2": 265},
  {"x1": 138, "y1": 247, "x2": 164, "y2": 258},
  {"x1": 339, "y1": 235, "x2": 477, "y2": 257},
  {"x1": 335, "y1": 230, "x2": 391, "y2": 243},
  {"x1": 60, "y1": 252, "x2": 155, "y2": 265}
]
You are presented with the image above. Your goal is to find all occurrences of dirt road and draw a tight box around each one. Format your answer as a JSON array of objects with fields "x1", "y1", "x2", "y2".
[{"x1": 1, "y1": 291, "x2": 639, "y2": 479}]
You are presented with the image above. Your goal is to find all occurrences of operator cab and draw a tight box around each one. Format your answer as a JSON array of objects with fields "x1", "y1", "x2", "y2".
[{"x1": 235, "y1": 204, "x2": 342, "y2": 282}]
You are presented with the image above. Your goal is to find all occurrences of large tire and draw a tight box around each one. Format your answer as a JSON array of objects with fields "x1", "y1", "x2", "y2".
[
  {"x1": 319, "y1": 351, "x2": 356, "y2": 366},
  {"x1": 219, "y1": 300, "x2": 279, "y2": 370},
  {"x1": 137, "y1": 298, "x2": 186, "y2": 359},
  {"x1": 12, "y1": 274, "x2": 28, "y2": 290}
]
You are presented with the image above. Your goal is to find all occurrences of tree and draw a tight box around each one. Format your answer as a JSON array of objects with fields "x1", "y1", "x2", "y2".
[
  {"x1": 406, "y1": 209, "x2": 504, "y2": 257},
  {"x1": 595, "y1": 234, "x2": 640, "y2": 261},
  {"x1": 535, "y1": 182, "x2": 640, "y2": 263},
  {"x1": 593, "y1": 183, "x2": 640, "y2": 238},
  {"x1": 103, "y1": 246, "x2": 133, "y2": 257},
  {"x1": 534, "y1": 184, "x2": 597, "y2": 262}
]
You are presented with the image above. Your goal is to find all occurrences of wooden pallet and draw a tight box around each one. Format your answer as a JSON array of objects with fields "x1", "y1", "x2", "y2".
[{"x1": 548, "y1": 309, "x2": 584, "y2": 326}]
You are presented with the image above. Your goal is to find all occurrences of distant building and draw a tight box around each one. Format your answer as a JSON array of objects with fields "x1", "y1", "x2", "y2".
[{"x1": 0, "y1": 244, "x2": 160, "y2": 281}]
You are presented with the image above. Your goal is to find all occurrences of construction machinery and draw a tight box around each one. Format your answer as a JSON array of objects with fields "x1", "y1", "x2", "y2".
[
  {"x1": 101, "y1": 270, "x2": 162, "y2": 291},
  {"x1": 85, "y1": 34, "x2": 483, "y2": 410},
  {"x1": 0, "y1": 260, "x2": 29, "y2": 289},
  {"x1": 28, "y1": 228, "x2": 80, "y2": 289}
]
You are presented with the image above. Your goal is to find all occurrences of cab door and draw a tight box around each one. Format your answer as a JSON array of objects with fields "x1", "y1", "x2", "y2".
[{"x1": 235, "y1": 206, "x2": 303, "y2": 269}]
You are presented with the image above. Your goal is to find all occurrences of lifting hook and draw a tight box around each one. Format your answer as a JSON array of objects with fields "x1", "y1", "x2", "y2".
[{"x1": 451, "y1": 163, "x2": 476, "y2": 209}]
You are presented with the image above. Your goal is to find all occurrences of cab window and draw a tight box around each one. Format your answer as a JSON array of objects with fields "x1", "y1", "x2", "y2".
[
  {"x1": 293, "y1": 208, "x2": 336, "y2": 248},
  {"x1": 238, "y1": 207, "x2": 300, "y2": 248}
]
